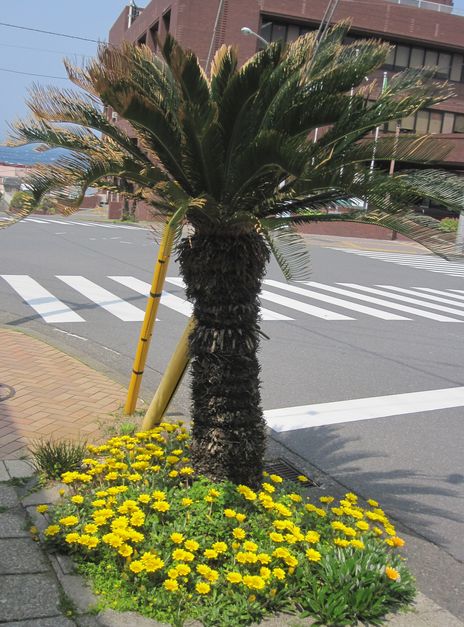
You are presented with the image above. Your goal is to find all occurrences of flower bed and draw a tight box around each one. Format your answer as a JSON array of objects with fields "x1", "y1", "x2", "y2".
[{"x1": 40, "y1": 422, "x2": 415, "y2": 626}]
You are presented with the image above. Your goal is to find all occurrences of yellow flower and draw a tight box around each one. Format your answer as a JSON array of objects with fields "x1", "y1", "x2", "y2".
[
  {"x1": 168, "y1": 567, "x2": 179, "y2": 579},
  {"x1": 260, "y1": 567, "x2": 271, "y2": 580},
  {"x1": 224, "y1": 508, "x2": 236, "y2": 518},
  {"x1": 288, "y1": 493, "x2": 302, "y2": 503},
  {"x1": 102, "y1": 533, "x2": 123, "y2": 549},
  {"x1": 118, "y1": 543, "x2": 133, "y2": 557},
  {"x1": 184, "y1": 539, "x2": 200, "y2": 552},
  {"x1": 170, "y1": 532, "x2": 184, "y2": 544},
  {"x1": 130, "y1": 511, "x2": 145, "y2": 527},
  {"x1": 373, "y1": 527, "x2": 383, "y2": 536},
  {"x1": 212, "y1": 542, "x2": 227, "y2": 554},
  {"x1": 350, "y1": 540, "x2": 365, "y2": 550},
  {"x1": 257, "y1": 553, "x2": 271, "y2": 564},
  {"x1": 36, "y1": 504, "x2": 49, "y2": 513},
  {"x1": 180, "y1": 467, "x2": 194, "y2": 476},
  {"x1": 138, "y1": 494, "x2": 151, "y2": 504},
  {"x1": 232, "y1": 528, "x2": 246, "y2": 540},
  {"x1": 59, "y1": 516, "x2": 79, "y2": 527},
  {"x1": 226, "y1": 572, "x2": 242, "y2": 584},
  {"x1": 243, "y1": 575, "x2": 266, "y2": 590},
  {"x1": 172, "y1": 549, "x2": 194, "y2": 562},
  {"x1": 356, "y1": 521, "x2": 370, "y2": 531},
  {"x1": 168, "y1": 470, "x2": 179, "y2": 478},
  {"x1": 305, "y1": 531, "x2": 320, "y2": 544},
  {"x1": 196, "y1": 582, "x2": 211, "y2": 594},
  {"x1": 272, "y1": 568, "x2": 285, "y2": 580},
  {"x1": 140, "y1": 552, "x2": 164, "y2": 572},
  {"x1": 237, "y1": 485, "x2": 257, "y2": 501},
  {"x1": 44, "y1": 525, "x2": 60, "y2": 537},
  {"x1": 319, "y1": 496, "x2": 334, "y2": 504},
  {"x1": 181, "y1": 498, "x2": 193, "y2": 507},
  {"x1": 92, "y1": 499, "x2": 106, "y2": 508},
  {"x1": 269, "y1": 474, "x2": 283, "y2": 483},
  {"x1": 274, "y1": 504, "x2": 292, "y2": 517},
  {"x1": 71, "y1": 495, "x2": 84, "y2": 504},
  {"x1": 177, "y1": 564, "x2": 191, "y2": 576},
  {"x1": 65, "y1": 532, "x2": 80, "y2": 544},
  {"x1": 204, "y1": 568, "x2": 219, "y2": 583},
  {"x1": 367, "y1": 499, "x2": 379, "y2": 507},
  {"x1": 262, "y1": 483, "x2": 275, "y2": 493},
  {"x1": 385, "y1": 566, "x2": 400, "y2": 581},
  {"x1": 152, "y1": 501, "x2": 170, "y2": 513},
  {"x1": 345, "y1": 492, "x2": 358, "y2": 503},
  {"x1": 129, "y1": 561, "x2": 144, "y2": 574},
  {"x1": 235, "y1": 513, "x2": 246, "y2": 523},
  {"x1": 334, "y1": 538, "x2": 350, "y2": 548},
  {"x1": 297, "y1": 475, "x2": 309, "y2": 483},
  {"x1": 269, "y1": 531, "x2": 285, "y2": 543},
  {"x1": 196, "y1": 564, "x2": 210, "y2": 576},
  {"x1": 284, "y1": 555, "x2": 298, "y2": 568},
  {"x1": 236, "y1": 552, "x2": 258, "y2": 564},
  {"x1": 204, "y1": 549, "x2": 218, "y2": 559},
  {"x1": 391, "y1": 536, "x2": 405, "y2": 547},
  {"x1": 306, "y1": 548, "x2": 321, "y2": 562},
  {"x1": 152, "y1": 490, "x2": 166, "y2": 501}
]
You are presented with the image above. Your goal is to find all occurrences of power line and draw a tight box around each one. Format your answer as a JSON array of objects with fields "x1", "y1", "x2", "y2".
[
  {"x1": 0, "y1": 21, "x2": 103, "y2": 43},
  {"x1": 0, "y1": 42, "x2": 90, "y2": 57},
  {"x1": 0, "y1": 67, "x2": 68, "y2": 80}
]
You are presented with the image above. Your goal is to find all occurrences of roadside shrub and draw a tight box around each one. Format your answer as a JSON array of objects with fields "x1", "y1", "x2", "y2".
[
  {"x1": 438, "y1": 218, "x2": 459, "y2": 233},
  {"x1": 30, "y1": 438, "x2": 87, "y2": 480},
  {"x1": 40, "y1": 423, "x2": 415, "y2": 626}
]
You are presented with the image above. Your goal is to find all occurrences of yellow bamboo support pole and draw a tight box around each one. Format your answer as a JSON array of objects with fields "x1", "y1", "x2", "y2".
[
  {"x1": 142, "y1": 316, "x2": 194, "y2": 430},
  {"x1": 124, "y1": 222, "x2": 176, "y2": 414}
]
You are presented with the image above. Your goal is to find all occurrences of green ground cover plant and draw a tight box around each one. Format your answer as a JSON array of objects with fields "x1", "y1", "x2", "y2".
[
  {"x1": 30, "y1": 438, "x2": 87, "y2": 480},
  {"x1": 438, "y1": 217, "x2": 459, "y2": 232},
  {"x1": 38, "y1": 422, "x2": 415, "y2": 626}
]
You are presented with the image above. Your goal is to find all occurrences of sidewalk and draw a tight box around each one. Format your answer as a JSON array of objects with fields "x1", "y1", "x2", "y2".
[{"x1": 0, "y1": 328, "x2": 462, "y2": 626}]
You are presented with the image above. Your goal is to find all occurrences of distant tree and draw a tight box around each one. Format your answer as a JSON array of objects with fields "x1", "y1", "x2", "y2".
[{"x1": 9, "y1": 191, "x2": 33, "y2": 210}]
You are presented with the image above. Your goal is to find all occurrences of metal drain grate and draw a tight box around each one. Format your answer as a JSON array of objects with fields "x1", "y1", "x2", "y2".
[
  {"x1": 0, "y1": 384, "x2": 15, "y2": 403},
  {"x1": 264, "y1": 458, "x2": 316, "y2": 486}
]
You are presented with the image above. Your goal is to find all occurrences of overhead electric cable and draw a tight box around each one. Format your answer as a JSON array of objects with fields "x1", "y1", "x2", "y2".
[
  {"x1": 0, "y1": 42, "x2": 90, "y2": 57},
  {"x1": 0, "y1": 67, "x2": 68, "y2": 80},
  {"x1": 0, "y1": 21, "x2": 103, "y2": 43}
]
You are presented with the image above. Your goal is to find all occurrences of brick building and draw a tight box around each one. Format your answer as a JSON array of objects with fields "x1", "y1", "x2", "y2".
[{"x1": 107, "y1": 0, "x2": 464, "y2": 223}]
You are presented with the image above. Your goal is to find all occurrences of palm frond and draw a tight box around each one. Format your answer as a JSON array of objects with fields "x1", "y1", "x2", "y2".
[{"x1": 261, "y1": 222, "x2": 312, "y2": 281}]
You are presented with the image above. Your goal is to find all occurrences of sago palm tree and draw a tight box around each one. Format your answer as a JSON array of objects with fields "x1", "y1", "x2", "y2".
[{"x1": 6, "y1": 23, "x2": 464, "y2": 486}]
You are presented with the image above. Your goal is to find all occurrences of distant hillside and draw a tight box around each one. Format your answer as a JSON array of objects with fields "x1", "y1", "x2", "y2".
[{"x1": 0, "y1": 145, "x2": 67, "y2": 166}]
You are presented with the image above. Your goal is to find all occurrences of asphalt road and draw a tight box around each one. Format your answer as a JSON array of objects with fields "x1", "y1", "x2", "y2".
[{"x1": 1, "y1": 215, "x2": 463, "y2": 617}]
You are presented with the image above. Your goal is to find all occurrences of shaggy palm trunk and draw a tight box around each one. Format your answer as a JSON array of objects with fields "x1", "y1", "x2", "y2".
[{"x1": 178, "y1": 229, "x2": 270, "y2": 487}]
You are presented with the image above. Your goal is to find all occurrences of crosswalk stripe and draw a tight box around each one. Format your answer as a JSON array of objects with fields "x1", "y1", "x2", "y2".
[
  {"x1": 339, "y1": 283, "x2": 464, "y2": 318},
  {"x1": 109, "y1": 276, "x2": 190, "y2": 317},
  {"x1": 264, "y1": 386, "x2": 464, "y2": 432},
  {"x1": 448, "y1": 289, "x2": 464, "y2": 294},
  {"x1": 334, "y1": 249, "x2": 464, "y2": 277},
  {"x1": 305, "y1": 282, "x2": 461, "y2": 322},
  {"x1": 265, "y1": 279, "x2": 410, "y2": 320},
  {"x1": 56, "y1": 276, "x2": 145, "y2": 321},
  {"x1": 377, "y1": 285, "x2": 464, "y2": 308},
  {"x1": 413, "y1": 287, "x2": 464, "y2": 302},
  {"x1": 1, "y1": 275, "x2": 84, "y2": 323},
  {"x1": 165, "y1": 277, "x2": 293, "y2": 321}
]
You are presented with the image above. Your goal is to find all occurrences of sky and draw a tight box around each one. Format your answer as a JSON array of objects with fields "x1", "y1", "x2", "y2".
[
  {"x1": 2, "y1": 0, "x2": 464, "y2": 141},
  {"x1": 0, "y1": 0, "x2": 137, "y2": 141}
]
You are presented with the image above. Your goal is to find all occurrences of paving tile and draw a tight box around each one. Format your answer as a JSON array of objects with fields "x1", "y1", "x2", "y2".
[
  {"x1": 0, "y1": 510, "x2": 30, "y2": 538},
  {"x1": 5, "y1": 459, "x2": 34, "y2": 479},
  {"x1": 2, "y1": 618, "x2": 75, "y2": 627},
  {"x1": 0, "y1": 573, "x2": 62, "y2": 621},
  {"x1": 0, "y1": 484, "x2": 20, "y2": 508},
  {"x1": 0, "y1": 537, "x2": 48, "y2": 574},
  {"x1": 0, "y1": 460, "x2": 9, "y2": 482}
]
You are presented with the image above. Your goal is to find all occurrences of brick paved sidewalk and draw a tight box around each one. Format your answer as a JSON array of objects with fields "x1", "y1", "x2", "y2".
[{"x1": 0, "y1": 328, "x2": 128, "y2": 460}]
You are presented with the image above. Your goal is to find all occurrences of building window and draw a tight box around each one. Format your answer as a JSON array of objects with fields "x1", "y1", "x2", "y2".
[
  {"x1": 385, "y1": 110, "x2": 464, "y2": 135},
  {"x1": 260, "y1": 19, "x2": 316, "y2": 45},
  {"x1": 163, "y1": 10, "x2": 171, "y2": 34},
  {"x1": 137, "y1": 33, "x2": 147, "y2": 46},
  {"x1": 453, "y1": 114, "x2": 464, "y2": 133}
]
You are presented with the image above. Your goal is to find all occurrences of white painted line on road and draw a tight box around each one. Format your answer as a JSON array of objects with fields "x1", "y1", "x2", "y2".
[
  {"x1": 24, "y1": 218, "x2": 49, "y2": 224},
  {"x1": 413, "y1": 288, "x2": 464, "y2": 302},
  {"x1": 377, "y1": 285, "x2": 464, "y2": 308},
  {"x1": 53, "y1": 328, "x2": 88, "y2": 341},
  {"x1": 264, "y1": 386, "x2": 464, "y2": 432},
  {"x1": 109, "y1": 276, "x2": 188, "y2": 317},
  {"x1": 340, "y1": 283, "x2": 464, "y2": 318},
  {"x1": 306, "y1": 282, "x2": 461, "y2": 322},
  {"x1": 265, "y1": 279, "x2": 410, "y2": 320},
  {"x1": 448, "y1": 289, "x2": 464, "y2": 294},
  {"x1": 1, "y1": 275, "x2": 84, "y2": 323},
  {"x1": 165, "y1": 277, "x2": 293, "y2": 321},
  {"x1": 56, "y1": 276, "x2": 145, "y2": 322}
]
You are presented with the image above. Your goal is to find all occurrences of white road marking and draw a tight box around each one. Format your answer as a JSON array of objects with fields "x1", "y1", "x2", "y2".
[
  {"x1": 53, "y1": 328, "x2": 88, "y2": 341},
  {"x1": 109, "y1": 276, "x2": 189, "y2": 317},
  {"x1": 1, "y1": 275, "x2": 84, "y2": 323},
  {"x1": 56, "y1": 275, "x2": 145, "y2": 321},
  {"x1": 264, "y1": 386, "x2": 464, "y2": 432},
  {"x1": 340, "y1": 283, "x2": 464, "y2": 317},
  {"x1": 265, "y1": 279, "x2": 410, "y2": 320},
  {"x1": 306, "y1": 282, "x2": 461, "y2": 322},
  {"x1": 333, "y1": 249, "x2": 464, "y2": 277},
  {"x1": 449, "y1": 289, "x2": 464, "y2": 294},
  {"x1": 413, "y1": 287, "x2": 464, "y2": 302},
  {"x1": 377, "y1": 285, "x2": 464, "y2": 308},
  {"x1": 165, "y1": 277, "x2": 293, "y2": 321},
  {"x1": 24, "y1": 218, "x2": 49, "y2": 224}
]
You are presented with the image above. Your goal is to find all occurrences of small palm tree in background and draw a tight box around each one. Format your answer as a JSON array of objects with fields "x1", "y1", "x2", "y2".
[{"x1": 7, "y1": 23, "x2": 464, "y2": 486}]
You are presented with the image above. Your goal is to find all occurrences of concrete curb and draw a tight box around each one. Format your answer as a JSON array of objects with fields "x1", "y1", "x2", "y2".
[{"x1": 1, "y1": 461, "x2": 462, "y2": 627}]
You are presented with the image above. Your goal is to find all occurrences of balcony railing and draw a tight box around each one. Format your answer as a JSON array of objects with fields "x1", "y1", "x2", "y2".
[{"x1": 384, "y1": 0, "x2": 464, "y2": 17}]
